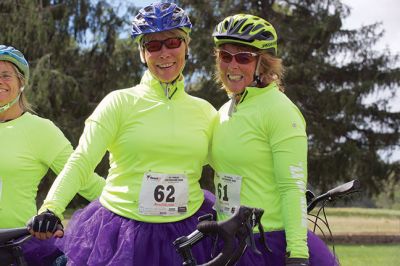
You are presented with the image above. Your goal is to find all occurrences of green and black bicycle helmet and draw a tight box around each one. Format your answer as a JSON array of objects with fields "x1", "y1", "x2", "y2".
[{"x1": 213, "y1": 14, "x2": 277, "y2": 55}]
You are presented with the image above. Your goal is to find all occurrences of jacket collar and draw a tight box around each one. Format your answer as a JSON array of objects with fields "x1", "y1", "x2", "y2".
[{"x1": 140, "y1": 70, "x2": 185, "y2": 100}]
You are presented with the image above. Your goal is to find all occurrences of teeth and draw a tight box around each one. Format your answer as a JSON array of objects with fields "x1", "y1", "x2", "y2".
[
  {"x1": 158, "y1": 63, "x2": 174, "y2": 68},
  {"x1": 228, "y1": 74, "x2": 243, "y2": 81}
]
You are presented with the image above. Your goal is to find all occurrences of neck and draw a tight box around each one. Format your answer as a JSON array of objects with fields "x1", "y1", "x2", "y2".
[{"x1": 0, "y1": 103, "x2": 24, "y2": 122}]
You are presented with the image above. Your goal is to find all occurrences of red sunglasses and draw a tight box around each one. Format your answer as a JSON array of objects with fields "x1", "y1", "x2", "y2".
[
  {"x1": 218, "y1": 50, "x2": 259, "y2": 64},
  {"x1": 144, "y1": 37, "x2": 184, "y2": 52}
]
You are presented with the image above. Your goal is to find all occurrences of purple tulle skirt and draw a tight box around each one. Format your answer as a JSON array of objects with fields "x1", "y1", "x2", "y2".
[
  {"x1": 56, "y1": 190, "x2": 216, "y2": 266},
  {"x1": 21, "y1": 236, "x2": 63, "y2": 266},
  {"x1": 233, "y1": 230, "x2": 338, "y2": 266}
]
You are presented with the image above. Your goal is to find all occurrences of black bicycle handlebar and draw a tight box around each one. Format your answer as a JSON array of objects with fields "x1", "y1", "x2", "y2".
[
  {"x1": 307, "y1": 179, "x2": 360, "y2": 213},
  {"x1": 0, "y1": 227, "x2": 30, "y2": 247},
  {"x1": 0, "y1": 227, "x2": 31, "y2": 266},
  {"x1": 174, "y1": 206, "x2": 265, "y2": 266}
]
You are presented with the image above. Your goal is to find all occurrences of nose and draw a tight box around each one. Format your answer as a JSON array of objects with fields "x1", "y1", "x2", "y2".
[
  {"x1": 227, "y1": 58, "x2": 240, "y2": 69},
  {"x1": 159, "y1": 44, "x2": 171, "y2": 58}
]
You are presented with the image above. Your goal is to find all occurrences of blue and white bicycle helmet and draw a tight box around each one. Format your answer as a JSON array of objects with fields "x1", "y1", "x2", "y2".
[
  {"x1": 131, "y1": 2, "x2": 192, "y2": 44},
  {"x1": 0, "y1": 45, "x2": 29, "y2": 113},
  {"x1": 0, "y1": 45, "x2": 29, "y2": 83}
]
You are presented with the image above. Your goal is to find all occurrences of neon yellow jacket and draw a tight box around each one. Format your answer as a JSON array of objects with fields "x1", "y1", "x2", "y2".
[
  {"x1": 0, "y1": 113, "x2": 104, "y2": 228},
  {"x1": 211, "y1": 82, "x2": 308, "y2": 258},
  {"x1": 40, "y1": 71, "x2": 217, "y2": 222}
]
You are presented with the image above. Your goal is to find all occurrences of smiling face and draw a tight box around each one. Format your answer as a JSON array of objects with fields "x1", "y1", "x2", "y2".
[
  {"x1": 143, "y1": 30, "x2": 187, "y2": 83},
  {"x1": 0, "y1": 61, "x2": 21, "y2": 107},
  {"x1": 217, "y1": 43, "x2": 258, "y2": 95}
]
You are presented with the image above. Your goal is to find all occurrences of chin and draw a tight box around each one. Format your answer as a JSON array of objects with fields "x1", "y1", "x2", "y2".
[{"x1": 228, "y1": 87, "x2": 245, "y2": 95}]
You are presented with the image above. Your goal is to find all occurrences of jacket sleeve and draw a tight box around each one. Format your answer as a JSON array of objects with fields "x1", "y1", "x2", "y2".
[{"x1": 39, "y1": 92, "x2": 121, "y2": 219}]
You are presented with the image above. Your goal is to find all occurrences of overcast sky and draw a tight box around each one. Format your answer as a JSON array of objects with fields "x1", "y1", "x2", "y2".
[{"x1": 341, "y1": 0, "x2": 400, "y2": 54}]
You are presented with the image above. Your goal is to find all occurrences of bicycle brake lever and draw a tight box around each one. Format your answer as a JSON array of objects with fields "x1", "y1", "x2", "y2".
[
  {"x1": 244, "y1": 213, "x2": 262, "y2": 255},
  {"x1": 257, "y1": 221, "x2": 272, "y2": 253}
]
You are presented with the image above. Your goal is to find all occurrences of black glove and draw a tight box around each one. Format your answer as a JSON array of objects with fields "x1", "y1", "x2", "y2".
[
  {"x1": 27, "y1": 209, "x2": 63, "y2": 233},
  {"x1": 285, "y1": 257, "x2": 310, "y2": 266}
]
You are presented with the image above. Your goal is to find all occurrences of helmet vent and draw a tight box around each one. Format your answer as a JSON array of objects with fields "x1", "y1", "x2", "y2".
[
  {"x1": 223, "y1": 20, "x2": 229, "y2": 30},
  {"x1": 260, "y1": 31, "x2": 274, "y2": 40},
  {"x1": 252, "y1": 24, "x2": 262, "y2": 31},
  {"x1": 161, "y1": 3, "x2": 171, "y2": 10},
  {"x1": 144, "y1": 6, "x2": 153, "y2": 12},
  {"x1": 242, "y1": 24, "x2": 252, "y2": 33}
]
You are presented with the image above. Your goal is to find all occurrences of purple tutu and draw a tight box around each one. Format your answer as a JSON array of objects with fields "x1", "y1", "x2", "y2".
[
  {"x1": 21, "y1": 236, "x2": 63, "y2": 266},
  {"x1": 56, "y1": 190, "x2": 216, "y2": 266},
  {"x1": 233, "y1": 230, "x2": 338, "y2": 266}
]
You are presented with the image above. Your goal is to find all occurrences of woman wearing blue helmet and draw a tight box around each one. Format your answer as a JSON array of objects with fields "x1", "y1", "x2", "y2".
[
  {"x1": 0, "y1": 45, "x2": 105, "y2": 265},
  {"x1": 28, "y1": 2, "x2": 217, "y2": 265}
]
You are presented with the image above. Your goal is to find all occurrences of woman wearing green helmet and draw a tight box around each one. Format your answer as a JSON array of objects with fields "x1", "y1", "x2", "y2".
[
  {"x1": 0, "y1": 45, "x2": 105, "y2": 265},
  {"x1": 210, "y1": 15, "x2": 337, "y2": 265}
]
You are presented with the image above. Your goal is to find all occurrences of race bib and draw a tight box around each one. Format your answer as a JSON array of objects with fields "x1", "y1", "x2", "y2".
[
  {"x1": 214, "y1": 172, "x2": 242, "y2": 216},
  {"x1": 139, "y1": 172, "x2": 188, "y2": 216}
]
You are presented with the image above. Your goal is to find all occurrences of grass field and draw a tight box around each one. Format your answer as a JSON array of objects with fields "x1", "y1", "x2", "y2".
[
  {"x1": 310, "y1": 208, "x2": 400, "y2": 266},
  {"x1": 335, "y1": 244, "x2": 399, "y2": 266},
  {"x1": 309, "y1": 207, "x2": 400, "y2": 235}
]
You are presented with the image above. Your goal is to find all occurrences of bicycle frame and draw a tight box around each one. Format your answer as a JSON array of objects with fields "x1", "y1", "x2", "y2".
[
  {"x1": 175, "y1": 179, "x2": 361, "y2": 266},
  {"x1": 174, "y1": 206, "x2": 265, "y2": 266}
]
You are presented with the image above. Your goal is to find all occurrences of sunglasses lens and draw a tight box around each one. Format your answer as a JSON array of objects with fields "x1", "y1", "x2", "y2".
[
  {"x1": 145, "y1": 41, "x2": 163, "y2": 52},
  {"x1": 164, "y1": 38, "x2": 182, "y2": 49},
  {"x1": 219, "y1": 50, "x2": 257, "y2": 64},
  {"x1": 219, "y1": 51, "x2": 233, "y2": 63},
  {"x1": 235, "y1": 53, "x2": 256, "y2": 64},
  {"x1": 144, "y1": 38, "x2": 183, "y2": 52}
]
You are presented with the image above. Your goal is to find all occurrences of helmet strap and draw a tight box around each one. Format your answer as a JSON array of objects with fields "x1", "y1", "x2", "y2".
[
  {"x1": 0, "y1": 85, "x2": 24, "y2": 114},
  {"x1": 0, "y1": 92, "x2": 21, "y2": 114},
  {"x1": 251, "y1": 57, "x2": 263, "y2": 87}
]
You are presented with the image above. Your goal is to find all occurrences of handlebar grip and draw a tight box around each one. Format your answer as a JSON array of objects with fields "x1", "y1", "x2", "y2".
[
  {"x1": 197, "y1": 221, "x2": 219, "y2": 235},
  {"x1": 0, "y1": 228, "x2": 29, "y2": 245},
  {"x1": 307, "y1": 179, "x2": 361, "y2": 213},
  {"x1": 327, "y1": 179, "x2": 360, "y2": 198}
]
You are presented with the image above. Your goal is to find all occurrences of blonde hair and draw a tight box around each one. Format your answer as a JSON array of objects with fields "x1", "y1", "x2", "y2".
[
  {"x1": 11, "y1": 64, "x2": 34, "y2": 113},
  {"x1": 258, "y1": 52, "x2": 285, "y2": 91}
]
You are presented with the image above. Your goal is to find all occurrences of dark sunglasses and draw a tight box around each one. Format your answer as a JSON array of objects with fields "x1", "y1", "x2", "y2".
[
  {"x1": 218, "y1": 50, "x2": 259, "y2": 64},
  {"x1": 144, "y1": 37, "x2": 184, "y2": 52}
]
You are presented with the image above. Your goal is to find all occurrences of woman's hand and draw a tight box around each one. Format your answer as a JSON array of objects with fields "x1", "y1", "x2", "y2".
[{"x1": 27, "y1": 209, "x2": 64, "y2": 240}]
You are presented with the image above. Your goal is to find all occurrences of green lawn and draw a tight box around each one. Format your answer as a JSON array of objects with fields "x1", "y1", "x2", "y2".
[{"x1": 334, "y1": 244, "x2": 399, "y2": 266}]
